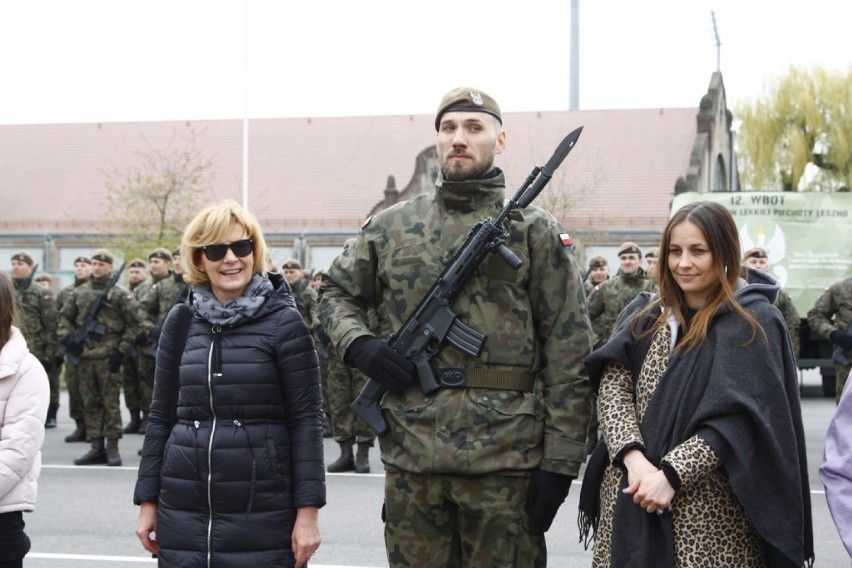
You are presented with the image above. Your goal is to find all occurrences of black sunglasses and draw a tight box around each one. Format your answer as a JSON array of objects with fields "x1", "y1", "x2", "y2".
[{"x1": 200, "y1": 238, "x2": 254, "y2": 262}]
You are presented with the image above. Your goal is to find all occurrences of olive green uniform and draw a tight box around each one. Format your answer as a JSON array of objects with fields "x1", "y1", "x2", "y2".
[
  {"x1": 135, "y1": 272, "x2": 180, "y2": 413},
  {"x1": 321, "y1": 171, "x2": 593, "y2": 566},
  {"x1": 587, "y1": 268, "x2": 649, "y2": 345},
  {"x1": 58, "y1": 274, "x2": 140, "y2": 439},
  {"x1": 808, "y1": 277, "x2": 852, "y2": 401},
  {"x1": 57, "y1": 279, "x2": 87, "y2": 423},
  {"x1": 14, "y1": 277, "x2": 58, "y2": 411}
]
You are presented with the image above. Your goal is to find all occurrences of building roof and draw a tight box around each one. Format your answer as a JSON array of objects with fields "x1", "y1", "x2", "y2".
[{"x1": 0, "y1": 107, "x2": 698, "y2": 236}]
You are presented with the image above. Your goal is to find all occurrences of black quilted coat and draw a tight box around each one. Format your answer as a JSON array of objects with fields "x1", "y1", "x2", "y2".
[{"x1": 134, "y1": 273, "x2": 325, "y2": 567}]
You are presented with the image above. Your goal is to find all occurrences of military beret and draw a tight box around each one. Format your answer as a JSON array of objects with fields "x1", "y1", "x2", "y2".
[
  {"x1": 744, "y1": 247, "x2": 768, "y2": 260},
  {"x1": 588, "y1": 255, "x2": 608, "y2": 269},
  {"x1": 128, "y1": 258, "x2": 147, "y2": 269},
  {"x1": 281, "y1": 258, "x2": 302, "y2": 270},
  {"x1": 74, "y1": 256, "x2": 92, "y2": 265},
  {"x1": 91, "y1": 249, "x2": 114, "y2": 264},
  {"x1": 149, "y1": 247, "x2": 173, "y2": 262},
  {"x1": 617, "y1": 242, "x2": 642, "y2": 257},
  {"x1": 11, "y1": 251, "x2": 34, "y2": 265},
  {"x1": 435, "y1": 87, "x2": 502, "y2": 131},
  {"x1": 35, "y1": 274, "x2": 53, "y2": 284},
  {"x1": 171, "y1": 247, "x2": 182, "y2": 258},
  {"x1": 645, "y1": 247, "x2": 660, "y2": 258}
]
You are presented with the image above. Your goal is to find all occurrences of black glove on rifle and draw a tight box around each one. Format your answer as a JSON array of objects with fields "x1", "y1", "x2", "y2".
[
  {"x1": 525, "y1": 469, "x2": 573, "y2": 535},
  {"x1": 107, "y1": 349, "x2": 124, "y2": 373},
  {"x1": 831, "y1": 330, "x2": 852, "y2": 350},
  {"x1": 39, "y1": 359, "x2": 52, "y2": 373},
  {"x1": 344, "y1": 336, "x2": 416, "y2": 392}
]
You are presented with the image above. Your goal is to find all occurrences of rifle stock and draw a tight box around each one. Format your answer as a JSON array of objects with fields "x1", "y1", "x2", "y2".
[{"x1": 351, "y1": 127, "x2": 584, "y2": 436}]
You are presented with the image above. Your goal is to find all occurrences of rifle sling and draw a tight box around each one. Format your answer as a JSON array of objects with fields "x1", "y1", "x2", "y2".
[{"x1": 439, "y1": 367, "x2": 535, "y2": 392}]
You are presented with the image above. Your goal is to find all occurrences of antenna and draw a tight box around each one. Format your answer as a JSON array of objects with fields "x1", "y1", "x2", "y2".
[{"x1": 710, "y1": 11, "x2": 721, "y2": 71}]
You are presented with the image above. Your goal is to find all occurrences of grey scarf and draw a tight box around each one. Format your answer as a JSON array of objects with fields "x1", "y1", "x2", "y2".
[{"x1": 191, "y1": 273, "x2": 273, "y2": 326}]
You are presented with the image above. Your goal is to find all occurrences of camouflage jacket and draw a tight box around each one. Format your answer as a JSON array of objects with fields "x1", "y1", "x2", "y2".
[
  {"x1": 587, "y1": 268, "x2": 649, "y2": 344},
  {"x1": 290, "y1": 278, "x2": 321, "y2": 331},
  {"x1": 136, "y1": 272, "x2": 181, "y2": 355},
  {"x1": 13, "y1": 278, "x2": 57, "y2": 361},
  {"x1": 58, "y1": 274, "x2": 140, "y2": 359},
  {"x1": 808, "y1": 276, "x2": 852, "y2": 359},
  {"x1": 320, "y1": 171, "x2": 593, "y2": 477}
]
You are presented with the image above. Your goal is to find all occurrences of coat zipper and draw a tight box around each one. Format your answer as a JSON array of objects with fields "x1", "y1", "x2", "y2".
[{"x1": 206, "y1": 324, "x2": 222, "y2": 568}]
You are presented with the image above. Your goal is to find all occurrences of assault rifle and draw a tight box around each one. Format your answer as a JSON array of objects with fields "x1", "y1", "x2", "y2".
[
  {"x1": 61, "y1": 262, "x2": 126, "y2": 365},
  {"x1": 352, "y1": 126, "x2": 584, "y2": 436}
]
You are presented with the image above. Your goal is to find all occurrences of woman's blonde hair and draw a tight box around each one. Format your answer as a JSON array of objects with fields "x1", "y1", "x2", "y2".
[
  {"x1": 636, "y1": 200, "x2": 764, "y2": 352},
  {"x1": 181, "y1": 200, "x2": 270, "y2": 287}
]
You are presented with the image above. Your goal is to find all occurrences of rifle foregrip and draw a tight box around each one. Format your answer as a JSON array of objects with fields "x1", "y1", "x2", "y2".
[{"x1": 351, "y1": 379, "x2": 389, "y2": 436}]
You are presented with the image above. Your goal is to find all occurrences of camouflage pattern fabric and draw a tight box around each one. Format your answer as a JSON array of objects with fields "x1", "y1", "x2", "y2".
[
  {"x1": 320, "y1": 171, "x2": 594, "y2": 478},
  {"x1": 776, "y1": 289, "x2": 801, "y2": 359},
  {"x1": 78, "y1": 357, "x2": 124, "y2": 439},
  {"x1": 135, "y1": 272, "x2": 180, "y2": 412},
  {"x1": 587, "y1": 269, "x2": 649, "y2": 345},
  {"x1": 384, "y1": 471, "x2": 546, "y2": 567},
  {"x1": 14, "y1": 278, "x2": 57, "y2": 364},
  {"x1": 325, "y1": 351, "x2": 375, "y2": 443},
  {"x1": 808, "y1": 276, "x2": 852, "y2": 401},
  {"x1": 57, "y1": 280, "x2": 85, "y2": 420},
  {"x1": 290, "y1": 278, "x2": 321, "y2": 331}
]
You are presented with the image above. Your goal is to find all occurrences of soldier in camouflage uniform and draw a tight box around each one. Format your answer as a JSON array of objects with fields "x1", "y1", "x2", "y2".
[
  {"x1": 583, "y1": 255, "x2": 609, "y2": 297},
  {"x1": 11, "y1": 252, "x2": 59, "y2": 427},
  {"x1": 57, "y1": 256, "x2": 93, "y2": 442},
  {"x1": 743, "y1": 247, "x2": 800, "y2": 360},
  {"x1": 808, "y1": 276, "x2": 852, "y2": 402},
  {"x1": 131, "y1": 248, "x2": 179, "y2": 435},
  {"x1": 58, "y1": 249, "x2": 140, "y2": 466},
  {"x1": 320, "y1": 87, "x2": 593, "y2": 567},
  {"x1": 587, "y1": 242, "x2": 649, "y2": 346},
  {"x1": 644, "y1": 246, "x2": 660, "y2": 295},
  {"x1": 122, "y1": 258, "x2": 152, "y2": 434}
]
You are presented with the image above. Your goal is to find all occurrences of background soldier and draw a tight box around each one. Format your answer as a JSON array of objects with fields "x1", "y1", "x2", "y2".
[
  {"x1": 122, "y1": 258, "x2": 151, "y2": 434},
  {"x1": 10, "y1": 252, "x2": 59, "y2": 427},
  {"x1": 743, "y1": 246, "x2": 800, "y2": 360},
  {"x1": 808, "y1": 276, "x2": 852, "y2": 402},
  {"x1": 133, "y1": 247, "x2": 178, "y2": 435},
  {"x1": 57, "y1": 256, "x2": 93, "y2": 442},
  {"x1": 58, "y1": 249, "x2": 140, "y2": 466},
  {"x1": 170, "y1": 247, "x2": 189, "y2": 305},
  {"x1": 583, "y1": 255, "x2": 609, "y2": 297},
  {"x1": 644, "y1": 246, "x2": 660, "y2": 294},
  {"x1": 587, "y1": 241, "x2": 648, "y2": 346}
]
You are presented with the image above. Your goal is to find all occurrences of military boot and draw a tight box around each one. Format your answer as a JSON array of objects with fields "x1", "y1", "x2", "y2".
[
  {"x1": 105, "y1": 438, "x2": 122, "y2": 467},
  {"x1": 45, "y1": 403, "x2": 59, "y2": 429},
  {"x1": 326, "y1": 442, "x2": 355, "y2": 473},
  {"x1": 137, "y1": 411, "x2": 149, "y2": 435},
  {"x1": 123, "y1": 409, "x2": 141, "y2": 434},
  {"x1": 65, "y1": 419, "x2": 87, "y2": 443},
  {"x1": 74, "y1": 438, "x2": 106, "y2": 465},
  {"x1": 355, "y1": 442, "x2": 371, "y2": 474}
]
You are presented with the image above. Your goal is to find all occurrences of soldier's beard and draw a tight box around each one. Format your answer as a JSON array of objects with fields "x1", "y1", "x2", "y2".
[{"x1": 441, "y1": 153, "x2": 495, "y2": 182}]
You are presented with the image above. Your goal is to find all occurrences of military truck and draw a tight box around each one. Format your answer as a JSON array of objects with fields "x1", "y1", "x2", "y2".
[{"x1": 672, "y1": 191, "x2": 852, "y2": 397}]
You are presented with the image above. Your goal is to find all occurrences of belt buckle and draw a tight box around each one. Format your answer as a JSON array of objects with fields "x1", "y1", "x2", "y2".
[{"x1": 439, "y1": 366, "x2": 466, "y2": 388}]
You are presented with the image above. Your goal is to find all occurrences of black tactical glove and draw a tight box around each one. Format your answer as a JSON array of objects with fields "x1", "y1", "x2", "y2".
[
  {"x1": 54, "y1": 356, "x2": 65, "y2": 368},
  {"x1": 40, "y1": 359, "x2": 53, "y2": 373},
  {"x1": 344, "y1": 336, "x2": 416, "y2": 391},
  {"x1": 831, "y1": 330, "x2": 852, "y2": 350},
  {"x1": 107, "y1": 349, "x2": 124, "y2": 373},
  {"x1": 525, "y1": 470, "x2": 573, "y2": 535}
]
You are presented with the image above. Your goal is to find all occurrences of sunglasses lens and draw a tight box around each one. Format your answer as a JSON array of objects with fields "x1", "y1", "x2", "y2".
[
  {"x1": 202, "y1": 244, "x2": 228, "y2": 262},
  {"x1": 230, "y1": 239, "x2": 253, "y2": 257}
]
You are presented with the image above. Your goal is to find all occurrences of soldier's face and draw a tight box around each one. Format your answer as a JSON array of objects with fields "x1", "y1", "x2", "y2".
[
  {"x1": 10, "y1": 260, "x2": 32, "y2": 279},
  {"x1": 745, "y1": 257, "x2": 769, "y2": 272},
  {"x1": 129, "y1": 267, "x2": 148, "y2": 283},
  {"x1": 149, "y1": 257, "x2": 171, "y2": 278},
  {"x1": 173, "y1": 256, "x2": 183, "y2": 274},
  {"x1": 91, "y1": 259, "x2": 112, "y2": 279},
  {"x1": 74, "y1": 261, "x2": 92, "y2": 279},
  {"x1": 619, "y1": 253, "x2": 641, "y2": 275},
  {"x1": 590, "y1": 266, "x2": 609, "y2": 283},
  {"x1": 283, "y1": 268, "x2": 302, "y2": 285},
  {"x1": 437, "y1": 112, "x2": 505, "y2": 182},
  {"x1": 645, "y1": 257, "x2": 658, "y2": 274}
]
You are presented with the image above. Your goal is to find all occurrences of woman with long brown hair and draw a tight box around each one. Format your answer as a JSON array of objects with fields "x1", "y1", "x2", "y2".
[{"x1": 579, "y1": 201, "x2": 813, "y2": 567}]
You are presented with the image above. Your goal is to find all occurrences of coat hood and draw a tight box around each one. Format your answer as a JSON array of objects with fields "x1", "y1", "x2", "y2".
[{"x1": 0, "y1": 327, "x2": 29, "y2": 380}]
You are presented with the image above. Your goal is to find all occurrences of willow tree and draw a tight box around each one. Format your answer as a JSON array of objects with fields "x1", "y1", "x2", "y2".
[
  {"x1": 736, "y1": 66, "x2": 852, "y2": 192},
  {"x1": 105, "y1": 128, "x2": 216, "y2": 261}
]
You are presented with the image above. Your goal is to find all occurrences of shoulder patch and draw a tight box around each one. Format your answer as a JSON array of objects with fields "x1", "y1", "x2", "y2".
[{"x1": 559, "y1": 232, "x2": 573, "y2": 246}]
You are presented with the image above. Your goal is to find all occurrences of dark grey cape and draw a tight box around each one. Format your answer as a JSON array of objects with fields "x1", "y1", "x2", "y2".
[{"x1": 580, "y1": 270, "x2": 814, "y2": 567}]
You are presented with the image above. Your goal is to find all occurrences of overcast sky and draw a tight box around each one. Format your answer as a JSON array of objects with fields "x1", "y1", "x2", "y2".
[{"x1": 2, "y1": 0, "x2": 850, "y2": 125}]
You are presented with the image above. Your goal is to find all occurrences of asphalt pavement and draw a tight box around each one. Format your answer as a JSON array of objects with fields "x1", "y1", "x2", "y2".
[{"x1": 23, "y1": 370, "x2": 849, "y2": 567}]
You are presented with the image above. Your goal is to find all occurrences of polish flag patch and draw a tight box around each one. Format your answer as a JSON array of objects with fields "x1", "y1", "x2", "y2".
[{"x1": 559, "y1": 233, "x2": 573, "y2": 246}]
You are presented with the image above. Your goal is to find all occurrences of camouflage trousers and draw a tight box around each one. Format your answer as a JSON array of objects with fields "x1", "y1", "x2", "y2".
[
  {"x1": 326, "y1": 354, "x2": 375, "y2": 444},
  {"x1": 78, "y1": 358, "x2": 123, "y2": 439},
  {"x1": 138, "y1": 353, "x2": 156, "y2": 412},
  {"x1": 65, "y1": 360, "x2": 84, "y2": 421},
  {"x1": 122, "y1": 357, "x2": 141, "y2": 411},
  {"x1": 836, "y1": 362, "x2": 852, "y2": 404},
  {"x1": 47, "y1": 361, "x2": 61, "y2": 406},
  {"x1": 383, "y1": 471, "x2": 546, "y2": 567}
]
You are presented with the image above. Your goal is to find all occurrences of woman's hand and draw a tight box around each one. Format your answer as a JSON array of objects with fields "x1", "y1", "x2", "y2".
[
  {"x1": 292, "y1": 506, "x2": 321, "y2": 568},
  {"x1": 621, "y1": 449, "x2": 675, "y2": 513},
  {"x1": 135, "y1": 501, "x2": 159, "y2": 554}
]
